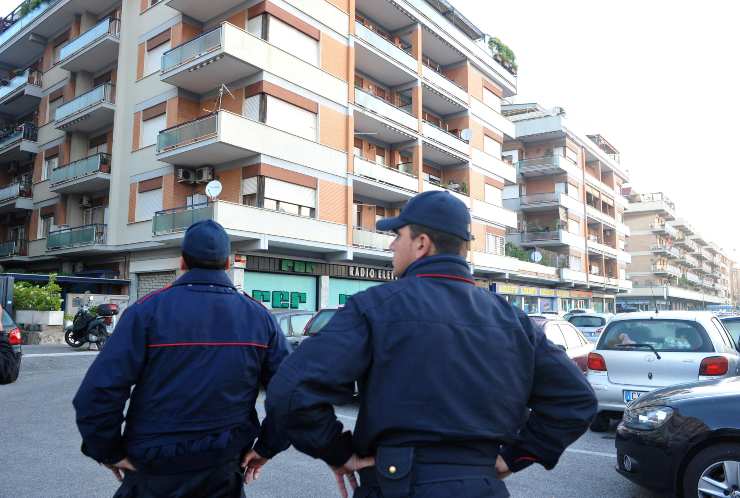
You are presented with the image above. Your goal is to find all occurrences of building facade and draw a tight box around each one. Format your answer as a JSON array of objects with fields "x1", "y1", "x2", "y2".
[
  {"x1": 501, "y1": 104, "x2": 632, "y2": 313},
  {"x1": 620, "y1": 190, "x2": 733, "y2": 311}
]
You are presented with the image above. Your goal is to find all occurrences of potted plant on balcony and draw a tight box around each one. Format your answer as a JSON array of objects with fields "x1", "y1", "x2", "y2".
[
  {"x1": 13, "y1": 274, "x2": 64, "y2": 327},
  {"x1": 487, "y1": 36, "x2": 518, "y2": 75},
  {"x1": 18, "y1": 0, "x2": 44, "y2": 19}
]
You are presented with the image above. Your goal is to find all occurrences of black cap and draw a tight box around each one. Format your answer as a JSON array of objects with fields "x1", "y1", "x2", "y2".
[
  {"x1": 181, "y1": 220, "x2": 230, "y2": 261},
  {"x1": 376, "y1": 190, "x2": 472, "y2": 240}
]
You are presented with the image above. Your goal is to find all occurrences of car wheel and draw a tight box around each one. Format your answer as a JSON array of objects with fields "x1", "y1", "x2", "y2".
[
  {"x1": 589, "y1": 412, "x2": 611, "y2": 432},
  {"x1": 683, "y1": 443, "x2": 740, "y2": 498}
]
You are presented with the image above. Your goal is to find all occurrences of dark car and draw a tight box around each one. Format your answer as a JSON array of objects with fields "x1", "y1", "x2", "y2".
[
  {"x1": 271, "y1": 310, "x2": 315, "y2": 349},
  {"x1": 720, "y1": 316, "x2": 740, "y2": 348},
  {"x1": 615, "y1": 376, "x2": 740, "y2": 496},
  {"x1": 532, "y1": 317, "x2": 594, "y2": 372},
  {"x1": 303, "y1": 308, "x2": 340, "y2": 337},
  {"x1": 1, "y1": 308, "x2": 22, "y2": 382}
]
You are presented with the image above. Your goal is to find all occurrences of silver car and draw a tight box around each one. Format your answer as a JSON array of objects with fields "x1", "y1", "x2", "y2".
[
  {"x1": 586, "y1": 311, "x2": 740, "y2": 432},
  {"x1": 568, "y1": 313, "x2": 613, "y2": 342}
]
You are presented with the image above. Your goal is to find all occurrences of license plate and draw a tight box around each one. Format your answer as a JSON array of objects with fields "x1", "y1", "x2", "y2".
[{"x1": 623, "y1": 390, "x2": 646, "y2": 403}]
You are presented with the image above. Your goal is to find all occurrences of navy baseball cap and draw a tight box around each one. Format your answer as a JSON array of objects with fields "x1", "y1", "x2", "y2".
[
  {"x1": 182, "y1": 219, "x2": 231, "y2": 261},
  {"x1": 376, "y1": 190, "x2": 472, "y2": 240}
]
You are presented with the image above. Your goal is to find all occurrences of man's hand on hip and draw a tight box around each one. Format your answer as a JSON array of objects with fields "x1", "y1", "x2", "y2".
[
  {"x1": 495, "y1": 455, "x2": 512, "y2": 480},
  {"x1": 331, "y1": 454, "x2": 375, "y2": 498},
  {"x1": 242, "y1": 449, "x2": 269, "y2": 484},
  {"x1": 104, "y1": 457, "x2": 136, "y2": 482}
]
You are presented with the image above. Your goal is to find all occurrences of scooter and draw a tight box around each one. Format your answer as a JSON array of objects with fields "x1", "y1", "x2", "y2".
[{"x1": 64, "y1": 298, "x2": 119, "y2": 350}]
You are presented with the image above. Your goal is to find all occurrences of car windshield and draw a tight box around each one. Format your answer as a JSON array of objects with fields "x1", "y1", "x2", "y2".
[
  {"x1": 2, "y1": 309, "x2": 15, "y2": 330},
  {"x1": 598, "y1": 319, "x2": 712, "y2": 353},
  {"x1": 307, "y1": 310, "x2": 338, "y2": 335},
  {"x1": 569, "y1": 316, "x2": 605, "y2": 328},
  {"x1": 722, "y1": 319, "x2": 740, "y2": 347}
]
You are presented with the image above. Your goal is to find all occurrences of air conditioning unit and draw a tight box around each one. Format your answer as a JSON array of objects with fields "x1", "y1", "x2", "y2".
[
  {"x1": 195, "y1": 166, "x2": 214, "y2": 183},
  {"x1": 176, "y1": 167, "x2": 194, "y2": 183},
  {"x1": 80, "y1": 195, "x2": 92, "y2": 207}
]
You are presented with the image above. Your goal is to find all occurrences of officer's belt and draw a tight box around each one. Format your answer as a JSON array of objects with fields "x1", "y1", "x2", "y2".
[{"x1": 358, "y1": 446, "x2": 498, "y2": 498}]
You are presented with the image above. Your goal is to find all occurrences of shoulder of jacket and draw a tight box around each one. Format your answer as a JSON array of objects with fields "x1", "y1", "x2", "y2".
[
  {"x1": 135, "y1": 284, "x2": 174, "y2": 305},
  {"x1": 350, "y1": 278, "x2": 411, "y2": 312}
]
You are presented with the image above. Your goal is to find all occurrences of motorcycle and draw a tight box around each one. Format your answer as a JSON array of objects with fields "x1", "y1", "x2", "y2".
[{"x1": 64, "y1": 299, "x2": 119, "y2": 350}]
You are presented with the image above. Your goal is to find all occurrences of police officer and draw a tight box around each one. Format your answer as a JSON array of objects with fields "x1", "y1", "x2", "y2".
[
  {"x1": 73, "y1": 220, "x2": 290, "y2": 498},
  {"x1": 266, "y1": 190, "x2": 598, "y2": 498}
]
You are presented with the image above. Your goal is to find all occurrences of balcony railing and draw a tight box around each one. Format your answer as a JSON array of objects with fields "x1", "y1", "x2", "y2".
[
  {"x1": 58, "y1": 17, "x2": 120, "y2": 62},
  {"x1": 354, "y1": 87, "x2": 417, "y2": 130},
  {"x1": 422, "y1": 120, "x2": 469, "y2": 154},
  {"x1": 0, "y1": 181, "x2": 32, "y2": 202},
  {"x1": 0, "y1": 68, "x2": 42, "y2": 101},
  {"x1": 0, "y1": 239, "x2": 27, "y2": 258},
  {"x1": 652, "y1": 264, "x2": 681, "y2": 276},
  {"x1": 158, "y1": 113, "x2": 218, "y2": 153},
  {"x1": 55, "y1": 83, "x2": 115, "y2": 122},
  {"x1": 0, "y1": 122, "x2": 37, "y2": 149},
  {"x1": 520, "y1": 230, "x2": 560, "y2": 242},
  {"x1": 353, "y1": 155, "x2": 417, "y2": 191},
  {"x1": 153, "y1": 203, "x2": 214, "y2": 235},
  {"x1": 0, "y1": 1, "x2": 58, "y2": 48},
  {"x1": 354, "y1": 21, "x2": 416, "y2": 71},
  {"x1": 50, "y1": 153, "x2": 111, "y2": 186},
  {"x1": 47, "y1": 224, "x2": 106, "y2": 250},
  {"x1": 353, "y1": 227, "x2": 394, "y2": 251},
  {"x1": 521, "y1": 192, "x2": 560, "y2": 204},
  {"x1": 517, "y1": 155, "x2": 579, "y2": 177},
  {"x1": 421, "y1": 64, "x2": 468, "y2": 103},
  {"x1": 162, "y1": 26, "x2": 222, "y2": 73}
]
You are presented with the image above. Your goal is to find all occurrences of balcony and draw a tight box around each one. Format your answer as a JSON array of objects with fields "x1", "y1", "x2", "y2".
[
  {"x1": 584, "y1": 171, "x2": 616, "y2": 196},
  {"x1": 421, "y1": 65, "x2": 468, "y2": 104},
  {"x1": 353, "y1": 156, "x2": 418, "y2": 192},
  {"x1": 560, "y1": 268, "x2": 589, "y2": 284},
  {"x1": 152, "y1": 202, "x2": 347, "y2": 252},
  {"x1": 423, "y1": 181, "x2": 470, "y2": 207},
  {"x1": 0, "y1": 123, "x2": 37, "y2": 162},
  {"x1": 354, "y1": 21, "x2": 417, "y2": 72},
  {"x1": 508, "y1": 230, "x2": 585, "y2": 250},
  {"x1": 157, "y1": 111, "x2": 346, "y2": 177},
  {"x1": 586, "y1": 204, "x2": 616, "y2": 227},
  {"x1": 506, "y1": 191, "x2": 583, "y2": 213},
  {"x1": 626, "y1": 196, "x2": 676, "y2": 220},
  {"x1": 422, "y1": 121, "x2": 469, "y2": 155},
  {"x1": 0, "y1": 68, "x2": 42, "y2": 117},
  {"x1": 0, "y1": 181, "x2": 33, "y2": 212},
  {"x1": 165, "y1": 0, "x2": 244, "y2": 22},
  {"x1": 471, "y1": 199, "x2": 517, "y2": 228},
  {"x1": 650, "y1": 222, "x2": 678, "y2": 238},
  {"x1": 47, "y1": 224, "x2": 106, "y2": 251},
  {"x1": 352, "y1": 227, "x2": 394, "y2": 252},
  {"x1": 54, "y1": 84, "x2": 115, "y2": 133},
  {"x1": 652, "y1": 264, "x2": 681, "y2": 277},
  {"x1": 59, "y1": 17, "x2": 120, "y2": 73},
  {"x1": 650, "y1": 245, "x2": 680, "y2": 259},
  {"x1": 516, "y1": 155, "x2": 581, "y2": 180},
  {"x1": 471, "y1": 149, "x2": 515, "y2": 185},
  {"x1": 0, "y1": 239, "x2": 27, "y2": 259},
  {"x1": 587, "y1": 238, "x2": 618, "y2": 258},
  {"x1": 470, "y1": 97, "x2": 515, "y2": 137},
  {"x1": 355, "y1": 88, "x2": 417, "y2": 131},
  {"x1": 686, "y1": 272, "x2": 702, "y2": 284},
  {"x1": 49, "y1": 153, "x2": 111, "y2": 194},
  {"x1": 682, "y1": 253, "x2": 699, "y2": 268},
  {"x1": 161, "y1": 23, "x2": 345, "y2": 104}
]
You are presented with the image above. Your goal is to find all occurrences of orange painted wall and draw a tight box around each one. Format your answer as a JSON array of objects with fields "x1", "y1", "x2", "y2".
[
  {"x1": 468, "y1": 66, "x2": 484, "y2": 101},
  {"x1": 444, "y1": 63, "x2": 468, "y2": 90},
  {"x1": 132, "y1": 111, "x2": 141, "y2": 150},
  {"x1": 325, "y1": 0, "x2": 349, "y2": 12},
  {"x1": 318, "y1": 180, "x2": 347, "y2": 224},
  {"x1": 525, "y1": 177, "x2": 556, "y2": 195},
  {"x1": 172, "y1": 22, "x2": 203, "y2": 47},
  {"x1": 216, "y1": 167, "x2": 242, "y2": 203},
  {"x1": 319, "y1": 105, "x2": 347, "y2": 151},
  {"x1": 226, "y1": 10, "x2": 247, "y2": 29},
  {"x1": 136, "y1": 43, "x2": 145, "y2": 80},
  {"x1": 470, "y1": 170, "x2": 484, "y2": 201},
  {"x1": 128, "y1": 184, "x2": 136, "y2": 223},
  {"x1": 162, "y1": 174, "x2": 197, "y2": 210},
  {"x1": 320, "y1": 34, "x2": 348, "y2": 81}
]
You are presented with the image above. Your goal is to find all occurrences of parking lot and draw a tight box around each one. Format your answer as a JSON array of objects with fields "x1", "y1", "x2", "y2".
[{"x1": 0, "y1": 346, "x2": 668, "y2": 498}]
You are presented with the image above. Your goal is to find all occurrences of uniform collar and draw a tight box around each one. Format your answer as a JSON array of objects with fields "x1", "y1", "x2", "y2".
[
  {"x1": 171, "y1": 268, "x2": 236, "y2": 289},
  {"x1": 401, "y1": 254, "x2": 474, "y2": 284}
]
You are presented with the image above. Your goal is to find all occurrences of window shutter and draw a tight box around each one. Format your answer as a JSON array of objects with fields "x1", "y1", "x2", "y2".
[
  {"x1": 267, "y1": 16, "x2": 318, "y2": 66},
  {"x1": 265, "y1": 95, "x2": 316, "y2": 141},
  {"x1": 241, "y1": 177, "x2": 259, "y2": 195},
  {"x1": 135, "y1": 188, "x2": 163, "y2": 221},
  {"x1": 244, "y1": 95, "x2": 261, "y2": 121},
  {"x1": 264, "y1": 178, "x2": 315, "y2": 208}
]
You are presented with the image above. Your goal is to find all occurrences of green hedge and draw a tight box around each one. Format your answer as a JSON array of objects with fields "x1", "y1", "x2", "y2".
[{"x1": 13, "y1": 274, "x2": 62, "y2": 311}]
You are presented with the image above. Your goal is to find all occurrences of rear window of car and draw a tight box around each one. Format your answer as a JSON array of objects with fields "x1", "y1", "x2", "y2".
[
  {"x1": 721, "y1": 319, "x2": 740, "y2": 347},
  {"x1": 597, "y1": 319, "x2": 713, "y2": 353},
  {"x1": 290, "y1": 314, "x2": 313, "y2": 335},
  {"x1": 306, "y1": 310, "x2": 338, "y2": 335},
  {"x1": 2, "y1": 309, "x2": 15, "y2": 330},
  {"x1": 569, "y1": 316, "x2": 605, "y2": 328}
]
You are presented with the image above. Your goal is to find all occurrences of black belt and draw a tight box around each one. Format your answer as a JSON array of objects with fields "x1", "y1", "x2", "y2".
[{"x1": 358, "y1": 446, "x2": 499, "y2": 498}]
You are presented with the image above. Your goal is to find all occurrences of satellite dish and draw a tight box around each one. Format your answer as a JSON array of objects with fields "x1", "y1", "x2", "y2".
[
  {"x1": 530, "y1": 250, "x2": 543, "y2": 263},
  {"x1": 460, "y1": 128, "x2": 472, "y2": 141},
  {"x1": 205, "y1": 180, "x2": 223, "y2": 200}
]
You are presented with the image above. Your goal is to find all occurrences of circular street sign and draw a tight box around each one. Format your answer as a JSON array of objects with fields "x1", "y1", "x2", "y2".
[
  {"x1": 205, "y1": 180, "x2": 222, "y2": 200},
  {"x1": 530, "y1": 250, "x2": 543, "y2": 263}
]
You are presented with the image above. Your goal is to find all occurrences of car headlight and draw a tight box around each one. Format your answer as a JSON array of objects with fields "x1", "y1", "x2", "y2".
[{"x1": 622, "y1": 406, "x2": 674, "y2": 431}]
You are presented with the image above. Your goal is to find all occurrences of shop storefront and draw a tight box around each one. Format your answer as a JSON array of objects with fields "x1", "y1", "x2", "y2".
[
  {"x1": 495, "y1": 282, "x2": 591, "y2": 313},
  {"x1": 244, "y1": 271, "x2": 318, "y2": 311}
]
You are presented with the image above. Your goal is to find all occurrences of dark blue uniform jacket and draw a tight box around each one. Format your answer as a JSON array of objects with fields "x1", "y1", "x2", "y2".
[
  {"x1": 73, "y1": 268, "x2": 290, "y2": 473},
  {"x1": 266, "y1": 255, "x2": 597, "y2": 471}
]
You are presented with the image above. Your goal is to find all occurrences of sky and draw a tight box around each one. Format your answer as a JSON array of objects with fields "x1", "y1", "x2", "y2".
[
  {"x1": 1, "y1": 2, "x2": 738, "y2": 257},
  {"x1": 452, "y1": 0, "x2": 740, "y2": 260}
]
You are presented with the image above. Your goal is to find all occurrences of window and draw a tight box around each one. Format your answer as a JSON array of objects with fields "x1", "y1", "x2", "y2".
[
  {"x1": 187, "y1": 193, "x2": 208, "y2": 208},
  {"x1": 263, "y1": 177, "x2": 315, "y2": 217},
  {"x1": 485, "y1": 233, "x2": 504, "y2": 255},
  {"x1": 145, "y1": 38, "x2": 170, "y2": 76},
  {"x1": 42, "y1": 155, "x2": 58, "y2": 181},
  {"x1": 48, "y1": 96, "x2": 63, "y2": 122},
  {"x1": 711, "y1": 317, "x2": 735, "y2": 351},
  {"x1": 265, "y1": 95, "x2": 317, "y2": 141},
  {"x1": 353, "y1": 138, "x2": 363, "y2": 158},
  {"x1": 375, "y1": 146, "x2": 386, "y2": 166},
  {"x1": 247, "y1": 15, "x2": 264, "y2": 38},
  {"x1": 544, "y1": 323, "x2": 566, "y2": 348},
  {"x1": 375, "y1": 206, "x2": 385, "y2": 224},
  {"x1": 135, "y1": 188, "x2": 163, "y2": 221},
  {"x1": 569, "y1": 316, "x2": 606, "y2": 328},
  {"x1": 88, "y1": 134, "x2": 108, "y2": 156},
  {"x1": 290, "y1": 314, "x2": 313, "y2": 336},
  {"x1": 244, "y1": 95, "x2": 261, "y2": 121},
  {"x1": 483, "y1": 87, "x2": 501, "y2": 112},
  {"x1": 484, "y1": 184, "x2": 502, "y2": 206},
  {"x1": 568, "y1": 219, "x2": 580, "y2": 235},
  {"x1": 721, "y1": 319, "x2": 740, "y2": 348},
  {"x1": 483, "y1": 135, "x2": 501, "y2": 157},
  {"x1": 598, "y1": 319, "x2": 713, "y2": 352},
  {"x1": 267, "y1": 16, "x2": 319, "y2": 66},
  {"x1": 39, "y1": 215, "x2": 54, "y2": 239},
  {"x1": 559, "y1": 323, "x2": 584, "y2": 349},
  {"x1": 141, "y1": 113, "x2": 166, "y2": 148}
]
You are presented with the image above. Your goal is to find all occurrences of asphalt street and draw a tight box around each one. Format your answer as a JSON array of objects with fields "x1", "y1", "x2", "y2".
[{"x1": 0, "y1": 346, "x2": 668, "y2": 498}]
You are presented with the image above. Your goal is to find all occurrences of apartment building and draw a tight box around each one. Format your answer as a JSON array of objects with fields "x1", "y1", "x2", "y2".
[
  {"x1": 0, "y1": 0, "x2": 555, "y2": 309},
  {"x1": 619, "y1": 190, "x2": 734, "y2": 310},
  {"x1": 499, "y1": 104, "x2": 633, "y2": 313}
]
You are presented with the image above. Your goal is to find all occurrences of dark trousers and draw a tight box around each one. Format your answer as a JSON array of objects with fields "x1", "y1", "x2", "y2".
[
  {"x1": 112, "y1": 460, "x2": 245, "y2": 498},
  {"x1": 354, "y1": 477, "x2": 509, "y2": 498}
]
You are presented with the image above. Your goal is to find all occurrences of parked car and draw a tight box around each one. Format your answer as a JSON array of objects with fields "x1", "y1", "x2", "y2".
[
  {"x1": 586, "y1": 311, "x2": 740, "y2": 432},
  {"x1": 1, "y1": 308, "x2": 22, "y2": 383},
  {"x1": 527, "y1": 313, "x2": 560, "y2": 321},
  {"x1": 615, "y1": 376, "x2": 740, "y2": 496},
  {"x1": 538, "y1": 318, "x2": 594, "y2": 372},
  {"x1": 271, "y1": 310, "x2": 316, "y2": 349},
  {"x1": 719, "y1": 315, "x2": 740, "y2": 348},
  {"x1": 563, "y1": 308, "x2": 596, "y2": 321},
  {"x1": 568, "y1": 313, "x2": 614, "y2": 342},
  {"x1": 303, "y1": 308, "x2": 341, "y2": 337}
]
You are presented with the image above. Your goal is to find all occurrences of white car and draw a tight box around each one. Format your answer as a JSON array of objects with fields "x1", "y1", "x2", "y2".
[
  {"x1": 586, "y1": 311, "x2": 740, "y2": 432},
  {"x1": 567, "y1": 313, "x2": 614, "y2": 342}
]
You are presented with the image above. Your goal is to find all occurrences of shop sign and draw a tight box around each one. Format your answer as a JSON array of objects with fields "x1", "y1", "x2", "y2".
[
  {"x1": 539, "y1": 288, "x2": 556, "y2": 297},
  {"x1": 497, "y1": 283, "x2": 519, "y2": 295},
  {"x1": 520, "y1": 287, "x2": 538, "y2": 296},
  {"x1": 557, "y1": 290, "x2": 571, "y2": 298},
  {"x1": 252, "y1": 290, "x2": 307, "y2": 309},
  {"x1": 347, "y1": 266, "x2": 395, "y2": 281},
  {"x1": 281, "y1": 259, "x2": 317, "y2": 274}
]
